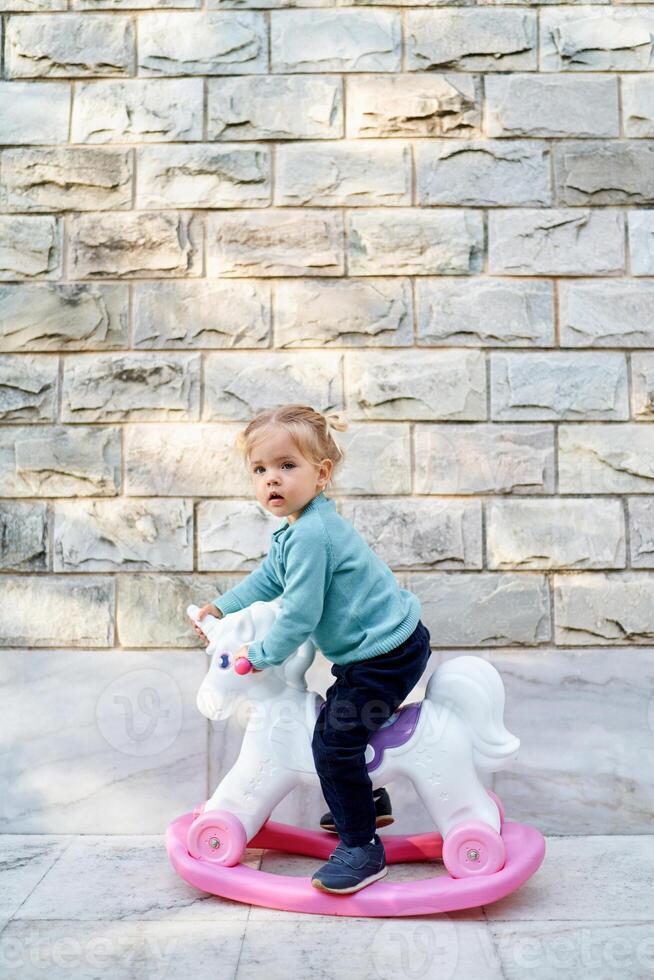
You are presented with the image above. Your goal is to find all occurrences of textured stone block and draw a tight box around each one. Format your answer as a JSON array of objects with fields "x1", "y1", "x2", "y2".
[
  {"x1": 0, "y1": 147, "x2": 132, "y2": 212},
  {"x1": 416, "y1": 139, "x2": 551, "y2": 206},
  {"x1": 560, "y1": 280, "x2": 654, "y2": 348},
  {"x1": 490, "y1": 351, "x2": 629, "y2": 420},
  {"x1": 117, "y1": 574, "x2": 239, "y2": 647},
  {"x1": 61, "y1": 353, "x2": 201, "y2": 421},
  {"x1": 0, "y1": 576, "x2": 114, "y2": 646},
  {"x1": 270, "y1": 10, "x2": 401, "y2": 72},
  {"x1": 197, "y1": 500, "x2": 280, "y2": 571},
  {"x1": 486, "y1": 74, "x2": 619, "y2": 138},
  {"x1": 208, "y1": 0, "x2": 330, "y2": 5},
  {"x1": 488, "y1": 209, "x2": 624, "y2": 276},
  {"x1": 416, "y1": 278, "x2": 554, "y2": 347},
  {"x1": 207, "y1": 209, "x2": 344, "y2": 277},
  {"x1": 0, "y1": 354, "x2": 58, "y2": 421},
  {"x1": 73, "y1": 0, "x2": 199, "y2": 6},
  {"x1": 0, "y1": 80, "x2": 69, "y2": 143},
  {"x1": 631, "y1": 353, "x2": 654, "y2": 419},
  {"x1": 541, "y1": 8, "x2": 654, "y2": 71},
  {"x1": 559, "y1": 423, "x2": 654, "y2": 493},
  {"x1": 138, "y1": 11, "x2": 267, "y2": 75},
  {"x1": 554, "y1": 572, "x2": 654, "y2": 644},
  {"x1": 340, "y1": 497, "x2": 482, "y2": 569},
  {"x1": 124, "y1": 423, "x2": 249, "y2": 496},
  {"x1": 0, "y1": 215, "x2": 62, "y2": 279},
  {"x1": 54, "y1": 499, "x2": 193, "y2": 571},
  {"x1": 623, "y1": 76, "x2": 654, "y2": 137},
  {"x1": 414, "y1": 423, "x2": 555, "y2": 494},
  {"x1": 0, "y1": 283, "x2": 128, "y2": 351},
  {"x1": 346, "y1": 73, "x2": 481, "y2": 138},
  {"x1": 133, "y1": 280, "x2": 270, "y2": 349},
  {"x1": 6, "y1": 13, "x2": 133, "y2": 77},
  {"x1": 208, "y1": 75, "x2": 343, "y2": 141},
  {"x1": 628, "y1": 498, "x2": 654, "y2": 567},
  {"x1": 628, "y1": 210, "x2": 654, "y2": 276},
  {"x1": 136, "y1": 144, "x2": 271, "y2": 209},
  {"x1": 275, "y1": 141, "x2": 411, "y2": 206},
  {"x1": 0, "y1": 501, "x2": 48, "y2": 571},
  {"x1": 203, "y1": 351, "x2": 343, "y2": 420},
  {"x1": 328, "y1": 424, "x2": 412, "y2": 495},
  {"x1": 487, "y1": 498, "x2": 625, "y2": 570},
  {"x1": 554, "y1": 141, "x2": 654, "y2": 205},
  {"x1": 72, "y1": 79, "x2": 203, "y2": 143},
  {"x1": 406, "y1": 9, "x2": 537, "y2": 71},
  {"x1": 347, "y1": 208, "x2": 483, "y2": 275},
  {"x1": 3, "y1": 1, "x2": 66, "y2": 8},
  {"x1": 69, "y1": 212, "x2": 201, "y2": 279},
  {"x1": 409, "y1": 571, "x2": 551, "y2": 646},
  {"x1": 348, "y1": 350, "x2": 486, "y2": 420},
  {"x1": 274, "y1": 278, "x2": 413, "y2": 348},
  {"x1": 0, "y1": 425, "x2": 120, "y2": 497}
]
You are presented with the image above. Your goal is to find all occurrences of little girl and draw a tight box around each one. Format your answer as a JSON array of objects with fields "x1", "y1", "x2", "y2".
[{"x1": 192, "y1": 404, "x2": 432, "y2": 895}]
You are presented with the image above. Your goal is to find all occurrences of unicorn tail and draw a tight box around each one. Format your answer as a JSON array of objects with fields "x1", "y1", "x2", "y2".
[{"x1": 425, "y1": 655, "x2": 520, "y2": 772}]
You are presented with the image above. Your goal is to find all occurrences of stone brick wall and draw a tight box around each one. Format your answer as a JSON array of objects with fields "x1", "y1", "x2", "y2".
[{"x1": 1, "y1": 1, "x2": 653, "y2": 835}]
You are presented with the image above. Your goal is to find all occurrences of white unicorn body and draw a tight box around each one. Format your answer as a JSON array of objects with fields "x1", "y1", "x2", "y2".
[{"x1": 189, "y1": 599, "x2": 520, "y2": 847}]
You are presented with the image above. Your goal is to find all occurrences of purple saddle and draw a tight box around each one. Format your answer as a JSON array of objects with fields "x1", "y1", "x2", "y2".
[
  {"x1": 365, "y1": 702, "x2": 422, "y2": 773},
  {"x1": 314, "y1": 700, "x2": 422, "y2": 774}
]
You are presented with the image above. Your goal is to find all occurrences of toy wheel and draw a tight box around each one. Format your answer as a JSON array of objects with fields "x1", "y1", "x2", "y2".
[
  {"x1": 486, "y1": 789, "x2": 505, "y2": 827},
  {"x1": 187, "y1": 809, "x2": 247, "y2": 866},
  {"x1": 442, "y1": 820, "x2": 506, "y2": 878}
]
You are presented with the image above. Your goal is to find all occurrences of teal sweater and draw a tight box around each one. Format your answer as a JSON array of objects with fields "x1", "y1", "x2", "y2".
[{"x1": 212, "y1": 491, "x2": 421, "y2": 671}]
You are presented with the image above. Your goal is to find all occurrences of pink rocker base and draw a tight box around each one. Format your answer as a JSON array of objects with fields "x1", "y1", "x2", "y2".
[{"x1": 166, "y1": 812, "x2": 546, "y2": 918}]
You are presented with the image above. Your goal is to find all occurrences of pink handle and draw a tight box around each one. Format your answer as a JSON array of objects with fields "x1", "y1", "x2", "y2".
[{"x1": 234, "y1": 656, "x2": 254, "y2": 675}]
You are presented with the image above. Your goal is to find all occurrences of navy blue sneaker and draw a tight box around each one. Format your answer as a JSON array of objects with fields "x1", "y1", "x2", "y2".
[{"x1": 311, "y1": 833, "x2": 388, "y2": 894}]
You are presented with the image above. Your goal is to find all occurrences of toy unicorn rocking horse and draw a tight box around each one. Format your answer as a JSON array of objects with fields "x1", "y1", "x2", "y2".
[{"x1": 166, "y1": 599, "x2": 545, "y2": 917}]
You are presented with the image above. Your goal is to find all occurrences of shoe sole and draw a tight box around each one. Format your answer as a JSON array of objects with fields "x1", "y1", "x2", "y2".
[
  {"x1": 319, "y1": 814, "x2": 395, "y2": 834},
  {"x1": 311, "y1": 865, "x2": 388, "y2": 895}
]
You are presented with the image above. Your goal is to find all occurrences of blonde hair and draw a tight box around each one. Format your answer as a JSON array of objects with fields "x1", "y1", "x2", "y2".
[{"x1": 235, "y1": 404, "x2": 348, "y2": 490}]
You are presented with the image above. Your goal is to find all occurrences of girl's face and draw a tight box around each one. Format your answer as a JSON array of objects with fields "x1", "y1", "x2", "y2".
[{"x1": 248, "y1": 428, "x2": 332, "y2": 524}]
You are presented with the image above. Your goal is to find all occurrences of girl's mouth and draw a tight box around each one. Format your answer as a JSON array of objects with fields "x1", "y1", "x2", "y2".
[{"x1": 269, "y1": 494, "x2": 284, "y2": 503}]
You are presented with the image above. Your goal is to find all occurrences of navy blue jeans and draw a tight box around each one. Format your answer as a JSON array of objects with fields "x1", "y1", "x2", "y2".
[{"x1": 311, "y1": 620, "x2": 432, "y2": 848}]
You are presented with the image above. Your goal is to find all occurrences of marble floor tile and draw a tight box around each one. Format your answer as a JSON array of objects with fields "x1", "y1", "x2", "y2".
[
  {"x1": 0, "y1": 919, "x2": 247, "y2": 980},
  {"x1": 237, "y1": 917, "x2": 503, "y2": 980},
  {"x1": 2, "y1": 833, "x2": 651, "y2": 980},
  {"x1": 489, "y1": 919, "x2": 654, "y2": 980},
  {"x1": 483, "y1": 835, "x2": 654, "y2": 923},
  {"x1": 0, "y1": 835, "x2": 72, "y2": 918},
  {"x1": 13, "y1": 836, "x2": 262, "y2": 922}
]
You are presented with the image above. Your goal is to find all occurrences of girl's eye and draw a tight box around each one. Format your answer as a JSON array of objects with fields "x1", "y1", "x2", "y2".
[{"x1": 254, "y1": 463, "x2": 294, "y2": 473}]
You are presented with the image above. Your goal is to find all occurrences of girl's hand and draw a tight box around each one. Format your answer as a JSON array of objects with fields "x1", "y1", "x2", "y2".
[
  {"x1": 235, "y1": 644, "x2": 262, "y2": 673},
  {"x1": 190, "y1": 603, "x2": 223, "y2": 646}
]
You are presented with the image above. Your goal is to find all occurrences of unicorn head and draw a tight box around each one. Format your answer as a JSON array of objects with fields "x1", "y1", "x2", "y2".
[{"x1": 188, "y1": 599, "x2": 316, "y2": 721}]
